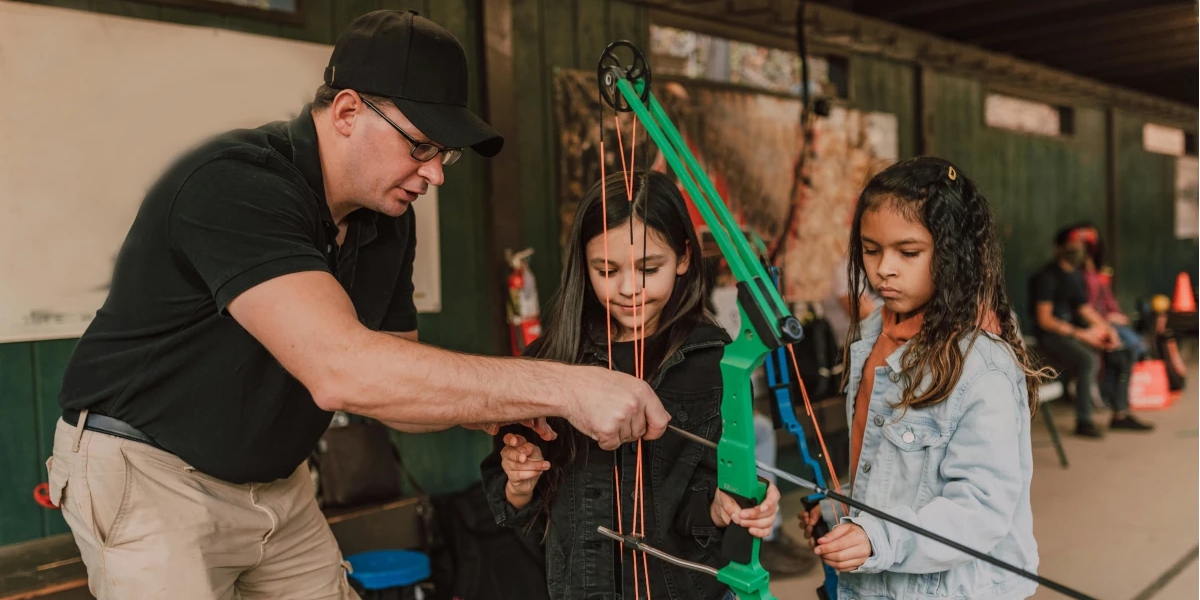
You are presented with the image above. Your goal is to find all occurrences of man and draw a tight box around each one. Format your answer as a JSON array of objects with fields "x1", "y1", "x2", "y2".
[
  {"x1": 1029, "y1": 225, "x2": 1152, "y2": 438},
  {"x1": 47, "y1": 11, "x2": 668, "y2": 600}
]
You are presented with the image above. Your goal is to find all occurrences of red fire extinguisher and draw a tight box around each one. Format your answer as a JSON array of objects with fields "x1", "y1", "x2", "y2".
[{"x1": 506, "y1": 248, "x2": 542, "y2": 356}]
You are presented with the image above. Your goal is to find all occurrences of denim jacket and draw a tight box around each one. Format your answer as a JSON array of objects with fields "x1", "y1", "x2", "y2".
[
  {"x1": 837, "y1": 308, "x2": 1039, "y2": 600},
  {"x1": 480, "y1": 323, "x2": 734, "y2": 600}
]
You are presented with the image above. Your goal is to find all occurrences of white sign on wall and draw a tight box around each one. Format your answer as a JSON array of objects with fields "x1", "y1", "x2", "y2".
[
  {"x1": 1177, "y1": 156, "x2": 1198, "y2": 240},
  {"x1": 0, "y1": 1, "x2": 442, "y2": 343}
]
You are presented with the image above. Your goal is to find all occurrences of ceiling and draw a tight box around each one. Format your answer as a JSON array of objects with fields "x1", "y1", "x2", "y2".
[
  {"x1": 647, "y1": 0, "x2": 1198, "y2": 107},
  {"x1": 825, "y1": 0, "x2": 1198, "y2": 106}
]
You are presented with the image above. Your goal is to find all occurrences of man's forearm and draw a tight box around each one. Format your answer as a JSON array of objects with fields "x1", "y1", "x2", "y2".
[
  {"x1": 1036, "y1": 312, "x2": 1074, "y2": 336},
  {"x1": 320, "y1": 330, "x2": 574, "y2": 427},
  {"x1": 380, "y1": 420, "x2": 453, "y2": 434},
  {"x1": 1079, "y1": 305, "x2": 1109, "y2": 329}
]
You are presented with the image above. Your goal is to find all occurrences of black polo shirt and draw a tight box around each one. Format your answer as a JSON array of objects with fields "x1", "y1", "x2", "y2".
[
  {"x1": 58, "y1": 107, "x2": 418, "y2": 484},
  {"x1": 1029, "y1": 262, "x2": 1087, "y2": 338}
]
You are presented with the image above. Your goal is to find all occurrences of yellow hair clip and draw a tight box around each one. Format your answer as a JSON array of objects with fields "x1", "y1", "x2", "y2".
[{"x1": 948, "y1": 166, "x2": 957, "y2": 181}]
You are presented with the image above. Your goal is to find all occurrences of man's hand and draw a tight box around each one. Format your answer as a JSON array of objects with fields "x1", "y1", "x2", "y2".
[
  {"x1": 561, "y1": 366, "x2": 671, "y2": 450},
  {"x1": 710, "y1": 484, "x2": 781, "y2": 538},
  {"x1": 1107, "y1": 313, "x2": 1131, "y2": 326},
  {"x1": 464, "y1": 418, "x2": 558, "y2": 441},
  {"x1": 814, "y1": 523, "x2": 872, "y2": 572},
  {"x1": 500, "y1": 433, "x2": 549, "y2": 509},
  {"x1": 1075, "y1": 325, "x2": 1110, "y2": 349}
]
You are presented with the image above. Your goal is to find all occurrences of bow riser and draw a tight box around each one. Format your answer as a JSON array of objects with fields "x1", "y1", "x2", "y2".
[{"x1": 715, "y1": 320, "x2": 773, "y2": 599}]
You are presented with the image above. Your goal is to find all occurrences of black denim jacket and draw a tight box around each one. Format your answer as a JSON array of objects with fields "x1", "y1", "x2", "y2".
[{"x1": 480, "y1": 324, "x2": 734, "y2": 600}]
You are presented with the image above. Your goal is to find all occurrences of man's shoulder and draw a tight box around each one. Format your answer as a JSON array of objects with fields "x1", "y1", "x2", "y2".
[
  {"x1": 179, "y1": 122, "x2": 298, "y2": 182},
  {"x1": 166, "y1": 124, "x2": 312, "y2": 212}
]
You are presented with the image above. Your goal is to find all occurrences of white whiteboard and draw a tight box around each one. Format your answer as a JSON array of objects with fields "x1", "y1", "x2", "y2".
[{"x1": 0, "y1": 1, "x2": 442, "y2": 343}]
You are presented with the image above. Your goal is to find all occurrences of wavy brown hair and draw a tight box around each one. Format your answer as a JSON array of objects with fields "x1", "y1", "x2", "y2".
[{"x1": 844, "y1": 156, "x2": 1049, "y2": 413}]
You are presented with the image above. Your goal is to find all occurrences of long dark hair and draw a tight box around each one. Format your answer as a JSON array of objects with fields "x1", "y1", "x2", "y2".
[
  {"x1": 529, "y1": 170, "x2": 715, "y2": 533},
  {"x1": 534, "y1": 170, "x2": 714, "y2": 375},
  {"x1": 844, "y1": 156, "x2": 1048, "y2": 412}
]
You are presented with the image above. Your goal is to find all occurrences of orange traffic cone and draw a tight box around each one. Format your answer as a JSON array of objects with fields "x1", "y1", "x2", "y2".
[{"x1": 1172, "y1": 272, "x2": 1196, "y2": 313}]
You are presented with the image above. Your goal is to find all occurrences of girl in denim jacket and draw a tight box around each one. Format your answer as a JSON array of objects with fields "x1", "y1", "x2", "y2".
[{"x1": 801, "y1": 157, "x2": 1047, "y2": 599}]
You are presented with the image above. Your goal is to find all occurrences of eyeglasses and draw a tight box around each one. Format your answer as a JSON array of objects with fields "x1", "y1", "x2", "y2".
[{"x1": 360, "y1": 97, "x2": 462, "y2": 166}]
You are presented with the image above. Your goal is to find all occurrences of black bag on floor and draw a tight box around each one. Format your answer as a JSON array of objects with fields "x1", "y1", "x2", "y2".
[{"x1": 426, "y1": 484, "x2": 549, "y2": 600}]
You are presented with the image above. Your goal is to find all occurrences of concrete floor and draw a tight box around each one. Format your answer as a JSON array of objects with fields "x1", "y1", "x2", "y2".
[{"x1": 768, "y1": 358, "x2": 1199, "y2": 600}]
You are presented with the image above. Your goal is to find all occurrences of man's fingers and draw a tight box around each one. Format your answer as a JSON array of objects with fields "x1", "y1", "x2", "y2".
[
  {"x1": 629, "y1": 406, "x2": 648, "y2": 441},
  {"x1": 531, "y1": 417, "x2": 557, "y2": 441},
  {"x1": 597, "y1": 429, "x2": 620, "y2": 451},
  {"x1": 644, "y1": 397, "x2": 671, "y2": 440}
]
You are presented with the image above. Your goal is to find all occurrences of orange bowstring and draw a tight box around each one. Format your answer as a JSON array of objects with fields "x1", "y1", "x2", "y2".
[
  {"x1": 615, "y1": 112, "x2": 652, "y2": 600},
  {"x1": 786, "y1": 343, "x2": 846, "y2": 519},
  {"x1": 602, "y1": 128, "x2": 625, "y2": 567}
]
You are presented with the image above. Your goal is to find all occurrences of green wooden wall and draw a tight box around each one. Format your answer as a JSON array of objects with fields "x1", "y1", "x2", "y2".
[
  {"x1": 0, "y1": 340, "x2": 76, "y2": 544},
  {"x1": 1113, "y1": 111, "x2": 1200, "y2": 314},
  {"x1": 511, "y1": 0, "x2": 650, "y2": 305},
  {"x1": 849, "y1": 54, "x2": 919, "y2": 161},
  {"x1": 922, "y1": 71, "x2": 1113, "y2": 327}
]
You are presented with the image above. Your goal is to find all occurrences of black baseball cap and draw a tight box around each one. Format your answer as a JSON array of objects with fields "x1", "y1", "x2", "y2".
[{"x1": 324, "y1": 10, "x2": 503, "y2": 157}]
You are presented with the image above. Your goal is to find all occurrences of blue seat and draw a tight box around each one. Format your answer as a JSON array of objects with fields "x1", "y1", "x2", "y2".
[{"x1": 346, "y1": 550, "x2": 430, "y2": 591}]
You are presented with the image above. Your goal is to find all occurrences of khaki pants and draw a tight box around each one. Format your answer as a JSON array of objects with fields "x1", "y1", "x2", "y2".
[{"x1": 48, "y1": 416, "x2": 360, "y2": 600}]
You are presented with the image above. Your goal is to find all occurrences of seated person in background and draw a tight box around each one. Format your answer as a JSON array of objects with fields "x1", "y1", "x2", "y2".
[
  {"x1": 1030, "y1": 225, "x2": 1153, "y2": 438},
  {"x1": 1073, "y1": 224, "x2": 1148, "y2": 360}
]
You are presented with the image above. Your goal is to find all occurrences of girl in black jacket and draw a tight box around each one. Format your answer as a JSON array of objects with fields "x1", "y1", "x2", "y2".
[{"x1": 480, "y1": 171, "x2": 780, "y2": 600}]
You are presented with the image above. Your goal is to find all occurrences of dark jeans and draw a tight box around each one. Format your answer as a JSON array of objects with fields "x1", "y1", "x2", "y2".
[{"x1": 1038, "y1": 334, "x2": 1133, "y2": 423}]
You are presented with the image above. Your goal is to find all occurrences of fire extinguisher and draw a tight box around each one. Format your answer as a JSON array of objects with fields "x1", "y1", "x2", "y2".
[{"x1": 505, "y1": 248, "x2": 542, "y2": 356}]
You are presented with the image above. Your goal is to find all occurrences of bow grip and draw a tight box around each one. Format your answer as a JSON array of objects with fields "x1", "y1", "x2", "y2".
[
  {"x1": 720, "y1": 474, "x2": 772, "y2": 565},
  {"x1": 802, "y1": 496, "x2": 830, "y2": 541}
]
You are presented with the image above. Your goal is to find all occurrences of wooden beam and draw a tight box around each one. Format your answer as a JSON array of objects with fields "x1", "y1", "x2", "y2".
[
  {"x1": 991, "y1": 14, "x2": 1196, "y2": 55},
  {"x1": 1040, "y1": 29, "x2": 1199, "y2": 65},
  {"x1": 916, "y1": 0, "x2": 1145, "y2": 35},
  {"x1": 966, "y1": 3, "x2": 1189, "y2": 46},
  {"x1": 479, "y1": 0, "x2": 522, "y2": 349},
  {"x1": 858, "y1": 0, "x2": 1001, "y2": 22},
  {"x1": 1070, "y1": 44, "x2": 1199, "y2": 73},
  {"x1": 1090, "y1": 55, "x2": 1199, "y2": 78}
]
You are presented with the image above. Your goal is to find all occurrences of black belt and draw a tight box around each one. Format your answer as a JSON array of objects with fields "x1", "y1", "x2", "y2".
[{"x1": 62, "y1": 409, "x2": 166, "y2": 452}]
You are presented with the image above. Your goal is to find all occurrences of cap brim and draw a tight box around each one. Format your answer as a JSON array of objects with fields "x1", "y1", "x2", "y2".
[{"x1": 391, "y1": 98, "x2": 504, "y2": 157}]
